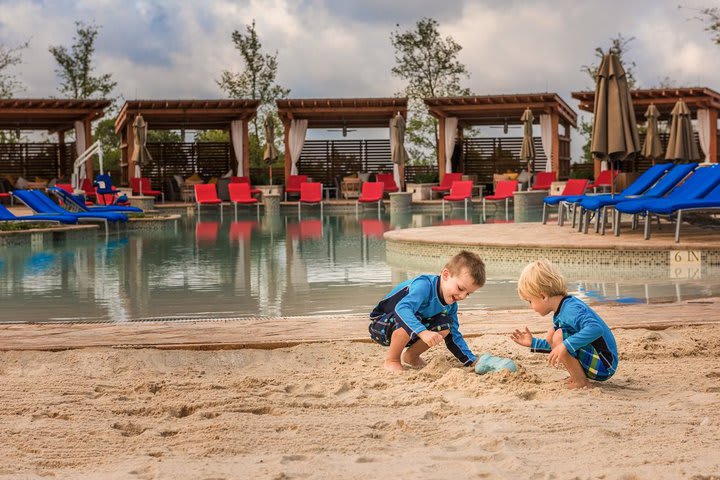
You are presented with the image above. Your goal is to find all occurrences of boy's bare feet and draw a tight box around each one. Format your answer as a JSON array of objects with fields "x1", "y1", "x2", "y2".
[
  {"x1": 384, "y1": 359, "x2": 405, "y2": 373},
  {"x1": 566, "y1": 379, "x2": 593, "y2": 390},
  {"x1": 401, "y1": 351, "x2": 427, "y2": 369}
]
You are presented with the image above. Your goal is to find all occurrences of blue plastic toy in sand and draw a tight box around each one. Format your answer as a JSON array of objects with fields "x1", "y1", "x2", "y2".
[{"x1": 474, "y1": 353, "x2": 517, "y2": 375}]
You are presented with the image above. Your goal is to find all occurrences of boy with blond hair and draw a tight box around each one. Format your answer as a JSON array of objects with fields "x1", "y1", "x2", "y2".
[
  {"x1": 369, "y1": 250, "x2": 486, "y2": 372},
  {"x1": 511, "y1": 259, "x2": 618, "y2": 389}
]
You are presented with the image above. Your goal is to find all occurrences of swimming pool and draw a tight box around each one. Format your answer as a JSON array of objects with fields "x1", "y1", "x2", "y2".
[{"x1": 2, "y1": 210, "x2": 719, "y2": 323}]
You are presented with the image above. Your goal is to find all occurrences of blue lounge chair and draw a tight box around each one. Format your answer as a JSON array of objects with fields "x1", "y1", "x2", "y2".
[
  {"x1": 48, "y1": 186, "x2": 143, "y2": 213},
  {"x1": 12, "y1": 190, "x2": 128, "y2": 234},
  {"x1": 578, "y1": 163, "x2": 697, "y2": 235},
  {"x1": 648, "y1": 182, "x2": 720, "y2": 243},
  {"x1": 0, "y1": 204, "x2": 78, "y2": 225},
  {"x1": 614, "y1": 165, "x2": 720, "y2": 239}
]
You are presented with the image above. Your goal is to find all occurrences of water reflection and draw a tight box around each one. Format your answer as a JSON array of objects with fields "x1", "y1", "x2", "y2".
[{"x1": 1, "y1": 210, "x2": 719, "y2": 323}]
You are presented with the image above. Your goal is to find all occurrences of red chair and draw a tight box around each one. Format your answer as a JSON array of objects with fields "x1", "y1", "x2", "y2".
[
  {"x1": 131, "y1": 177, "x2": 164, "y2": 202},
  {"x1": 228, "y1": 183, "x2": 260, "y2": 219},
  {"x1": 0, "y1": 192, "x2": 10, "y2": 204},
  {"x1": 431, "y1": 173, "x2": 463, "y2": 196},
  {"x1": 531, "y1": 171, "x2": 556, "y2": 190},
  {"x1": 297, "y1": 182, "x2": 323, "y2": 218},
  {"x1": 285, "y1": 175, "x2": 308, "y2": 201},
  {"x1": 588, "y1": 169, "x2": 618, "y2": 193},
  {"x1": 375, "y1": 173, "x2": 399, "y2": 193},
  {"x1": 194, "y1": 183, "x2": 223, "y2": 218},
  {"x1": 356, "y1": 181, "x2": 384, "y2": 217},
  {"x1": 230, "y1": 176, "x2": 261, "y2": 196},
  {"x1": 442, "y1": 180, "x2": 473, "y2": 219},
  {"x1": 482, "y1": 180, "x2": 518, "y2": 220},
  {"x1": 80, "y1": 178, "x2": 96, "y2": 201},
  {"x1": 542, "y1": 178, "x2": 589, "y2": 226}
]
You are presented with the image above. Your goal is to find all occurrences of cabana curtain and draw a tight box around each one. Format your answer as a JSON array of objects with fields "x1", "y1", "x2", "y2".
[
  {"x1": 289, "y1": 119, "x2": 308, "y2": 176},
  {"x1": 697, "y1": 109, "x2": 711, "y2": 163},
  {"x1": 444, "y1": 117, "x2": 459, "y2": 173},
  {"x1": 539, "y1": 115, "x2": 553, "y2": 172},
  {"x1": 74, "y1": 121, "x2": 87, "y2": 180},
  {"x1": 230, "y1": 120, "x2": 244, "y2": 175}
]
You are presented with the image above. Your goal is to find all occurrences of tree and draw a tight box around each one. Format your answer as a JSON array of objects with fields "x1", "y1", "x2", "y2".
[
  {"x1": 49, "y1": 21, "x2": 117, "y2": 100},
  {"x1": 217, "y1": 20, "x2": 290, "y2": 167},
  {"x1": 390, "y1": 18, "x2": 471, "y2": 163},
  {"x1": 0, "y1": 40, "x2": 28, "y2": 98},
  {"x1": 692, "y1": 6, "x2": 720, "y2": 44},
  {"x1": 577, "y1": 34, "x2": 637, "y2": 163}
]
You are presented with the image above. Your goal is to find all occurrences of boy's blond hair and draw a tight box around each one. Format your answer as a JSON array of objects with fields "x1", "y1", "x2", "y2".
[
  {"x1": 517, "y1": 259, "x2": 567, "y2": 300},
  {"x1": 445, "y1": 250, "x2": 486, "y2": 287}
]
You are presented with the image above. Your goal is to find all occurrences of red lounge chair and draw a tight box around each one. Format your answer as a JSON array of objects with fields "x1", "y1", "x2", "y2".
[
  {"x1": 375, "y1": 173, "x2": 399, "y2": 193},
  {"x1": 356, "y1": 181, "x2": 384, "y2": 217},
  {"x1": 531, "y1": 171, "x2": 556, "y2": 190},
  {"x1": 442, "y1": 180, "x2": 473, "y2": 219},
  {"x1": 588, "y1": 169, "x2": 619, "y2": 193},
  {"x1": 194, "y1": 183, "x2": 223, "y2": 217},
  {"x1": 131, "y1": 177, "x2": 164, "y2": 202},
  {"x1": 228, "y1": 182, "x2": 260, "y2": 219},
  {"x1": 297, "y1": 182, "x2": 323, "y2": 218},
  {"x1": 431, "y1": 173, "x2": 463, "y2": 196},
  {"x1": 483, "y1": 180, "x2": 518, "y2": 220},
  {"x1": 285, "y1": 175, "x2": 308, "y2": 201},
  {"x1": 230, "y1": 176, "x2": 261, "y2": 196}
]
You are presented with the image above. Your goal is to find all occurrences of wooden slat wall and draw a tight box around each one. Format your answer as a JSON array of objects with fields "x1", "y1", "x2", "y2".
[
  {"x1": 0, "y1": 142, "x2": 77, "y2": 180},
  {"x1": 145, "y1": 142, "x2": 232, "y2": 190},
  {"x1": 462, "y1": 137, "x2": 548, "y2": 185},
  {"x1": 297, "y1": 139, "x2": 393, "y2": 185}
]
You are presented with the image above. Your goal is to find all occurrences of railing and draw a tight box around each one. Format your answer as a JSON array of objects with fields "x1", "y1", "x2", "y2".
[{"x1": 0, "y1": 142, "x2": 76, "y2": 180}]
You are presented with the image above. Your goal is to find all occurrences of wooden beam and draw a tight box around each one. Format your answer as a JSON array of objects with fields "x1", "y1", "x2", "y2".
[{"x1": 438, "y1": 116, "x2": 447, "y2": 179}]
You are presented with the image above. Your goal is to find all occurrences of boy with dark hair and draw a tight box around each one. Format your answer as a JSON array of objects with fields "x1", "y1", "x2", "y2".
[{"x1": 369, "y1": 250, "x2": 486, "y2": 372}]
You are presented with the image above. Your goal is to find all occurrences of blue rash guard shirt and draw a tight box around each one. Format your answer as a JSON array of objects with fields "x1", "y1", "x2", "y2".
[
  {"x1": 530, "y1": 296, "x2": 618, "y2": 374},
  {"x1": 370, "y1": 274, "x2": 476, "y2": 366}
]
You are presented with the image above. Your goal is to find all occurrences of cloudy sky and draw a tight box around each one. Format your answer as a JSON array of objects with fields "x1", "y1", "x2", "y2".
[{"x1": 0, "y1": 0, "x2": 718, "y2": 148}]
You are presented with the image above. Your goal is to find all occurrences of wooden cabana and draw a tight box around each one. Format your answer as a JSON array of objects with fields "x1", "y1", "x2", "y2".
[
  {"x1": 114, "y1": 99, "x2": 260, "y2": 186},
  {"x1": 424, "y1": 93, "x2": 577, "y2": 182},
  {"x1": 0, "y1": 98, "x2": 110, "y2": 180},
  {"x1": 276, "y1": 97, "x2": 408, "y2": 186},
  {"x1": 572, "y1": 87, "x2": 720, "y2": 172}
]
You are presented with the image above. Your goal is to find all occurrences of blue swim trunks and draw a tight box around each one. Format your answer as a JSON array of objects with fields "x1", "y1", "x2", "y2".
[
  {"x1": 562, "y1": 330, "x2": 616, "y2": 381},
  {"x1": 368, "y1": 312, "x2": 451, "y2": 347}
]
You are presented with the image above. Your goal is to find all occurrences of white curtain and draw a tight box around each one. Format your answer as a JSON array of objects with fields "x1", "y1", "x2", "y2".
[
  {"x1": 444, "y1": 117, "x2": 459, "y2": 173},
  {"x1": 230, "y1": 120, "x2": 244, "y2": 175},
  {"x1": 389, "y1": 118, "x2": 401, "y2": 188},
  {"x1": 696, "y1": 109, "x2": 712, "y2": 163},
  {"x1": 289, "y1": 119, "x2": 308, "y2": 176},
  {"x1": 539, "y1": 114, "x2": 553, "y2": 172},
  {"x1": 74, "y1": 121, "x2": 87, "y2": 180}
]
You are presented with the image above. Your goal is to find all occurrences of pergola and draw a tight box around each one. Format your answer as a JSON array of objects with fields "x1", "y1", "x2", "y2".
[
  {"x1": 424, "y1": 93, "x2": 577, "y2": 179},
  {"x1": 114, "y1": 99, "x2": 260, "y2": 184},
  {"x1": 0, "y1": 98, "x2": 111, "y2": 179},
  {"x1": 276, "y1": 97, "x2": 408, "y2": 181},
  {"x1": 572, "y1": 87, "x2": 720, "y2": 165}
]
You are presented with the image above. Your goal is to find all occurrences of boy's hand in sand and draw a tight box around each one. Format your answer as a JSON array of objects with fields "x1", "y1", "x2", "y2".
[
  {"x1": 510, "y1": 327, "x2": 532, "y2": 347},
  {"x1": 418, "y1": 330, "x2": 443, "y2": 348},
  {"x1": 548, "y1": 342, "x2": 568, "y2": 367}
]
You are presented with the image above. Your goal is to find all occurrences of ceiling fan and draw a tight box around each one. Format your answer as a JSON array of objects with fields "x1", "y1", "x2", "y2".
[{"x1": 326, "y1": 125, "x2": 357, "y2": 137}]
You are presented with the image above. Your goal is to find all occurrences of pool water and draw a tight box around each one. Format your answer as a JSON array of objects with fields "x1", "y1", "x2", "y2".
[{"x1": 1, "y1": 210, "x2": 719, "y2": 323}]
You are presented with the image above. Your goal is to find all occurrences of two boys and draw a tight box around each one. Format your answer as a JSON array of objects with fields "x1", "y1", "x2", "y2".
[{"x1": 369, "y1": 253, "x2": 618, "y2": 388}]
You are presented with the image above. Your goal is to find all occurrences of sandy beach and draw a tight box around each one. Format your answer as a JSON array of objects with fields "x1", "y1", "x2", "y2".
[{"x1": 1, "y1": 303, "x2": 719, "y2": 480}]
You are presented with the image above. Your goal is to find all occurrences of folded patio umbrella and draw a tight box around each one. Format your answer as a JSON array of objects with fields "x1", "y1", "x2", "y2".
[
  {"x1": 131, "y1": 114, "x2": 153, "y2": 181},
  {"x1": 519, "y1": 108, "x2": 536, "y2": 190},
  {"x1": 665, "y1": 99, "x2": 700, "y2": 163},
  {"x1": 263, "y1": 116, "x2": 279, "y2": 184},
  {"x1": 641, "y1": 104, "x2": 663, "y2": 165},
  {"x1": 591, "y1": 52, "x2": 641, "y2": 195}
]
